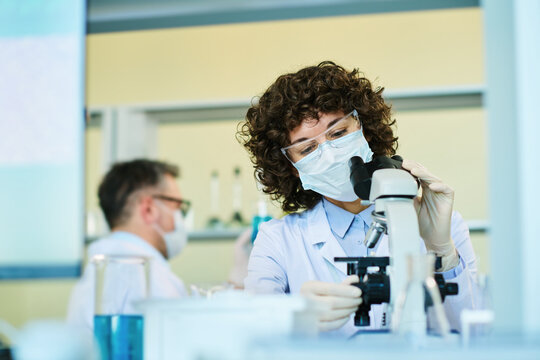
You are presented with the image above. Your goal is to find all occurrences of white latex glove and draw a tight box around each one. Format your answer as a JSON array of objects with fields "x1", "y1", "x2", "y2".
[
  {"x1": 228, "y1": 228, "x2": 253, "y2": 288},
  {"x1": 300, "y1": 275, "x2": 362, "y2": 332},
  {"x1": 401, "y1": 159, "x2": 459, "y2": 271}
]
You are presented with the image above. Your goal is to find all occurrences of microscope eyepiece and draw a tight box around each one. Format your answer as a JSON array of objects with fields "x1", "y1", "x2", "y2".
[
  {"x1": 349, "y1": 156, "x2": 372, "y2": 199},
  {"x1": 348, "y1": 156, "x2": 365, "y2": 168},
  {"x1": 349, "y1": 155, "x2": 405, "y2": 200}
]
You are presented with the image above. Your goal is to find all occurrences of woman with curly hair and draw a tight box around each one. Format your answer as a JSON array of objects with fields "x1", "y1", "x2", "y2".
[{"x1": 238, "y1": 62, "x2": 479, "y2": 336}]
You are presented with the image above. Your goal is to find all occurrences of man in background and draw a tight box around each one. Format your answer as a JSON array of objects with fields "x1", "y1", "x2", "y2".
[{"x1": 67, "y1": 159, "x2": 189, "y2": 329}]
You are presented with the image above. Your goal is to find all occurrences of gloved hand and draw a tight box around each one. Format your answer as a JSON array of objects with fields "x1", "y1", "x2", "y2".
[
  {"x1": 401, "y1": 159, "x2": 459, "y2": 271},
  {"x1": 300, "y1": 275, "x2": 362, "y2": 332}
]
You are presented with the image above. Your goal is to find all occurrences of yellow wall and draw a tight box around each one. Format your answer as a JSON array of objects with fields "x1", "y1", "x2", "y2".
[
  {"x1": 0, "y1": 7, "x2": 488, "y2": 328},
  {"x1": 86, "y1": 8, "x2": 483, "y2": 106},
  {"x1": 397, "y1": 108, "x2": 487, "y2": 221},
  {"x1": 0, "y1": 280, "x2": 75, "y2": 329},
  {"x1": 85, "y1": 126, "x2": 103, "y2": 211}
]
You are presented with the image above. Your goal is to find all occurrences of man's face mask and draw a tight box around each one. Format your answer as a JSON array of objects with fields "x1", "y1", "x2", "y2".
[
  {"x1": 153, "y1": 203, "x2": 188, "y2": 259},
  {"x1": 281, "y1": 110, "x2": 374, "y2": 202}
]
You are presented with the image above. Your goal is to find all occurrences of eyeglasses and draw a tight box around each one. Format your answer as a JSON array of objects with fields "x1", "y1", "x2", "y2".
[
  {"x1": 153, "y1": 195, "x2": 191, "y2": 216},
  {"x1": 281, "y1": 110, "x2": 361, "y2": 163}
]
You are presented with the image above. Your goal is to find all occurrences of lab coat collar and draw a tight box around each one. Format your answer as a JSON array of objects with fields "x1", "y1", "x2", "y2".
[
  {"x1": 306, "y1": 201, "x2": 348, "y2": 276},
  {"x1": 88, "y1": 231, "x2": 169, "y2": 266}
]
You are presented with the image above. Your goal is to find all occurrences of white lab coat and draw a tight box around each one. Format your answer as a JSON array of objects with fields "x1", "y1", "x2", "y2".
[
  {"x1": 244, "y1": 201, "x2": 480, "y2": 337},
  {"x1": 67, "y1": 231, "x2": 186, "y2": 330}
]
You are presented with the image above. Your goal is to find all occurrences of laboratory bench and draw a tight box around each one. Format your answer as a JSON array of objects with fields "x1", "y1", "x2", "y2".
[{"x1": 246, "y1": 333, "x2": 540, "y2": 360}]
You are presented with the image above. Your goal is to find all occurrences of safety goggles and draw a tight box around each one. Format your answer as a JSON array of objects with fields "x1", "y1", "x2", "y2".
[
  {"x1": 153, "y1": 195, "x2": 191, "y2": 216},
  {"x1": 280, "y1": 110, "x2": 362, "y2": 163}
]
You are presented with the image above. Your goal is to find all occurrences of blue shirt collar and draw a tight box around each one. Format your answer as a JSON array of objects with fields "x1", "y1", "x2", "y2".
[
  {"x1": 322, "y1": 198, "x2": 374, "y2": 238},
  {"x1": 358, "y1": 204, "x2": 374, "y2": 226}
]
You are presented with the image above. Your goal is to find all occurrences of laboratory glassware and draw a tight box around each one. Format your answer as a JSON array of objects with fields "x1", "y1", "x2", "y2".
[
  {"x1": 207, "y1": 170, "x2": 224, "y2": 229},
  {"x1": 229, "y1": 167, "x2": 246, "y2": 227},
  {"x1": 93, "y1": 255, "x2": 149, "y2": 360}
]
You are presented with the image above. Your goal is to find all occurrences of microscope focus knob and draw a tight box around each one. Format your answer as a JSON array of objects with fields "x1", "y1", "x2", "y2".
[{"x1": 355, "y1": 310, "x2": 371, "y2": 327}]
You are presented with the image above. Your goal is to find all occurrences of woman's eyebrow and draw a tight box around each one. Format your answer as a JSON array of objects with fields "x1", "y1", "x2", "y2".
[
  {"x1": 290, "y1": 136, "x2": 309, "y2": 146},
  {"x1": 326, "y1": 117, "x2": 342, "y2": 129},
  {"x1": 289, "y1": 115, "x2": 344, "y2": 145}
]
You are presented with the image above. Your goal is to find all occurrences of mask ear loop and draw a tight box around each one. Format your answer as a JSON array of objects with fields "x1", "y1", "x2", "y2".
[
  {"x1": 354, "y1": 111, "x2": 369, "y2": 143},
  {"x1": 152, "y1": 199, "x2": 164, "y2": 225},
  {"x1": 352, "y1": 109, "x2": 362, "y2": 132},
  {"x1": 152, "y1": 199, "x2": 172, "y2": 239}
]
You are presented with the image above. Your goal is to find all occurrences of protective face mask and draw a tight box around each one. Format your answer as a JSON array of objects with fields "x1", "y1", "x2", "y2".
[
  {"x1": 154, "y1": 209, "x2": 188, "y2": 259},
  {"x1": 292, "y1": 129, "x2": 374, "y2": 202}
]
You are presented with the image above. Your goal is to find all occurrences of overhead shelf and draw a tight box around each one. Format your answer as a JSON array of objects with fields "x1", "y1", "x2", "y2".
[
  {"x1": 87, "y1": 85, "x2": 485, "y2": 127},
  {"x1": 466, "y1": 219, "x2": 490, "y2": 233},
  {"x1": 85, "y1": 228, "x2": 249, "y2": 244},
  {"x1": 85, "y1": 219, "x2": 487, "y2": 244},
  {"x1": 384, "y1": 84, "x2": 484, "y2": 111}
]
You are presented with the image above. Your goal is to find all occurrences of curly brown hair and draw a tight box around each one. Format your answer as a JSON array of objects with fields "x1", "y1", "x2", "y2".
[{"x1": 238, "y1": 61, "x2": 398, "y2": 213}]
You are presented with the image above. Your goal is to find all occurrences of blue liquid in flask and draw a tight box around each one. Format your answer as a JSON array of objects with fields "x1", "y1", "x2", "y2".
[{"x1": 94, "y1": 314, "x2": 144, "y2": 360}]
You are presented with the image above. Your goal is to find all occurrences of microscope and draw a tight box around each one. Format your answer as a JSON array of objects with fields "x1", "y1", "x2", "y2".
[{"x1": 335, "y1": 155, "x2": 458, "y2": 335}]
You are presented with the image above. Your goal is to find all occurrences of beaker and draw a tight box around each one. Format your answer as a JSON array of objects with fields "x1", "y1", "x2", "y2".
[{"x1": 92, "y1": 255, "x2": 149, "y2": 360}]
